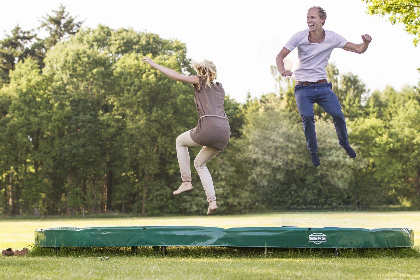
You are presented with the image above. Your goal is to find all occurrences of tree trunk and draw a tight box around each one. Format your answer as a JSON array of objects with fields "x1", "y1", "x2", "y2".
[
  {"x1": 141, "y1": 173, "x2": 154, "y2": 215},
  {"x1": 106, "y1": 169, "x2": 113, "y2": 211},
  {"x1": 91, "y1": 175, "x2": 96, "y2": 214},
  {"x1": 7, "y1": 167, "x2": 13, "y2": 215},
  {"x1": 142, "y1": 176, "x2": 147, "y2": 215},
  {"x1": 103, "y1": 178, "x2": 107, "y2": 213},
  {"x1": 415, "y1": 169, "x2": 420, "y2": 208},
  {"x1": 66, "y1": 174, "x2": 72, "y2": 215}
]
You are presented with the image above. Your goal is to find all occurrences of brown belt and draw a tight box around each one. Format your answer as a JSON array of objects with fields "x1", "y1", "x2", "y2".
[{"x1": 296, "y1": 79, "x2": 328, "y2": 86}]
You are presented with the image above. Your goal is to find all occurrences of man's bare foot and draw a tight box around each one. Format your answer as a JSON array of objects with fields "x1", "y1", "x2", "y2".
[
  {"x1": 173, "y1": 182, "x2": 193, "y2": 195},
  {"x1": 207, "y1": 201, "x2": 218, "y2": 215}
]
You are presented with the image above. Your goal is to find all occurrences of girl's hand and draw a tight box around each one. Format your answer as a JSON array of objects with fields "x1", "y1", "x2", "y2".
[{"x1": 142, "y1": 57, "x2": 156, "y2": 67}]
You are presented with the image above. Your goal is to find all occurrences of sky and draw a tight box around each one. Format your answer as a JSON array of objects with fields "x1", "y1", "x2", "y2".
[{"x1": 1, "y1": 0, "x2": 419, "y2": 103}]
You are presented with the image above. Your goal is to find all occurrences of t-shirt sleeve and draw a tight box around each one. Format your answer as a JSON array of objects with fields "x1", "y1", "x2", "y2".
[
  {"x1": 332, "y1": 31, "x2": 347, "y2": 48},
  {"x1": 284, "y1": 32, "x2": 301, "y2": 52}
]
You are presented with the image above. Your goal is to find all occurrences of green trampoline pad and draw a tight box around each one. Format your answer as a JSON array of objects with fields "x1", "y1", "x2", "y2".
[{"x1": 35, "y1": 226, "x2": 414, "y2": 249}]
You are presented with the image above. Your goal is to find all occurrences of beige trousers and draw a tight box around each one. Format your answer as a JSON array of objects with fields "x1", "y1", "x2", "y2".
[{"x1": 176, "y1": 130, "x2": 219, "y2": 202}]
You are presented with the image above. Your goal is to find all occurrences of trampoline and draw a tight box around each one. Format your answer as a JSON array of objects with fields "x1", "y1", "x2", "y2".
[{"x1": 35, "y1": 226, "x2": 414, "y2": 249}]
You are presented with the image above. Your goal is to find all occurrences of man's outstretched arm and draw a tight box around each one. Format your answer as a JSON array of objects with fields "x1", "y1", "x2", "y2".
[{"x1": 342, "y1": 34, "x2": 372, "y2": 54}]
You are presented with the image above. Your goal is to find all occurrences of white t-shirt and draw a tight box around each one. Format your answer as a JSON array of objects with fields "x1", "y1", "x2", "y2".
[{"x1": 284, "y1": 29, "x2": 347, "y2": 82}]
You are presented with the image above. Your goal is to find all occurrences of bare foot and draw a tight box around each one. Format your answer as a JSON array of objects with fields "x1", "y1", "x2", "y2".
[
  {"x1": 173, "y1": 182, "x2": 193, "y2": 195},
  {"x1": 207, "y1": 201, "x2": 218, "y2": 215}
]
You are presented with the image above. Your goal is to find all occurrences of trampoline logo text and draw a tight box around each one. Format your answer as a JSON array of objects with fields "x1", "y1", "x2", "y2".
[{"x1": 309, "y1": 233, "x2": 327, "y2": 244}]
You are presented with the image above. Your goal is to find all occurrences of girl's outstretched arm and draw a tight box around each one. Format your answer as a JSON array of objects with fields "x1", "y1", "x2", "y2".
[{"x1": 142, "y1": 57, "x2": 199, "y2": 84}]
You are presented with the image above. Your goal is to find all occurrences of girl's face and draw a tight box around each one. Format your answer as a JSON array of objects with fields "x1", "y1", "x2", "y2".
[{"x1": 307, "y1": 8, "x2": 324, "y2": 32}]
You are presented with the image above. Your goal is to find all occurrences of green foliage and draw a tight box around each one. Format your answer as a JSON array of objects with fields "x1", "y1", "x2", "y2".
[
  {"x1": 39, "y1": 4, "x2": 85, "y2": 49},
  {"x1": 223, "y1": 95, "x2": 245, "y2": 139},
  {"x1": 211, "y1": 138, "x2": 254, "y2": 213},
  {"x1": 336, "y1": 72, "x2": 368, "y2": 119},
  {"x1": 0, "y1": 26, "x2": 37, "y2": 87},
  {"x1": 113, "y1": 54, "x2": 197, "y2": 214},
  {"x1": 241, "y1": 95, "x2": 356, "y2": 210},
  {"x1": 0, "y1": 5, "x2": 84, "y2": 88},
  {"x1": 270, "y1": 65, "x2": 296, "y2": 114},
  {"x1": 0, "y1": 58, "x2": 50, "y2": 215},
  {"x1": 351, "y1": 85, "x2": 420, "y2": 208},
  {"x1": 1, "y1": 5, "x2": 420, "y2": 216},
  {"x1": 380, "y1": 98, "x2": 420, "y2": 207},
  {"x1": 0, "y1": 14, "x2": 201, "y2": 216},
  {"x1": 364, "y1": 0, "x2": 420, "y2": 46}
]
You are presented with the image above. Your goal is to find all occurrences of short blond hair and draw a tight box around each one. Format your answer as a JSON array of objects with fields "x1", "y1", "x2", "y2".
[
  {"x1": 191, "y1": 59, "x2": 217, "y2": 88},
  {"x1": 309, "y1": 6, "x2": 327, "y2": 25}
]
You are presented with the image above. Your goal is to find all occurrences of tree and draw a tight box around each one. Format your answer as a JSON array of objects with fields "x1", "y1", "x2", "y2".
[
  {"x1": 0, "y1": 58, "x2": 50, "y2": 215},
  {"x1": 351, "y1": 85, "x2": 420, "y2": 209},
  {"x1": 210, "y1": 137, "x2": 254, "y2": 213},
  {"x1": 239, "y1": 94, "x2": 357, "y2": 210},
  {"x1": 114, "y1": 54, "x2": 196, "y2": 215},
  {"x1": 223, "y1": 96, "x2": 245, "y2": 139},
  {"x1": 0, "y1": 80, "x2": 13, "y2": 214},
  {"x1": 365, "y1": 85, "x2": 411, "y2": 123},
  {"x1": 270, "y1": 65, "x2": 296, "y2": 114},
  {"x1": 348, "y1": 117, "x2": 395, "y2": 209},
  {"x1": 39, "y1": 4, "x2": 85, "y2": 49},
  {"x1": 363, "y1": 0, "x2": 420, "y2": 46},
  {"x1": 379, "y1": 97, "x2": 420, "y2": 207},
  {"x1": 0, "y1": 5, "x2": 83, "y2": 88},
  {"x1": 0, "y1": 26, "x2": 37, "y2": 87},
  {"x1": 336, "y1": 72, "x2": 368, "y2": 119},
  {"x1": 39, "y1": 38, "x2": 112, "y2": 214}
]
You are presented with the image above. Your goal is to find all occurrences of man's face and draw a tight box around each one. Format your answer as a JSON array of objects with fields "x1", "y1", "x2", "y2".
[{"x1": 307, "y1": 8, "x2": 324, "y2": 31}]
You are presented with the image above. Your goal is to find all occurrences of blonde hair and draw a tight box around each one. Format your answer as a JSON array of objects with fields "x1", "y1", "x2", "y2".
[
  {"x1": 191, "y1": 59, "x2": 217, "y2": 88},
  {"x1": 309, "y1": 6, "x2": 327, "y2": 25}
]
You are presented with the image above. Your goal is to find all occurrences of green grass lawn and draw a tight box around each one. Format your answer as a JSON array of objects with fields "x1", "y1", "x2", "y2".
[{"x1": 1, "y1": 212, "x2": 420, "y2": 279}]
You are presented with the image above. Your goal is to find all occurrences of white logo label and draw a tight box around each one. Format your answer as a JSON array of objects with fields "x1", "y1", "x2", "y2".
[
  {"x1": 403, "y1": 228, "x2": 412, "y2": 237},
  {"x1": 309, "y1": 233, "x2": 327, "y2": 244}
]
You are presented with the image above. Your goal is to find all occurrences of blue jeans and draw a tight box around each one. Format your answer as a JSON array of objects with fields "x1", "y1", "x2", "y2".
[{"x1": 294, "y1": 83, "x2": 350, "y2": 154}]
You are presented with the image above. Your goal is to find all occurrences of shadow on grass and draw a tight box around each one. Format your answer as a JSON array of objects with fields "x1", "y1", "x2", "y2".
[{"x1": 27, "y1": 246, "x2": 420, "y2": 259}]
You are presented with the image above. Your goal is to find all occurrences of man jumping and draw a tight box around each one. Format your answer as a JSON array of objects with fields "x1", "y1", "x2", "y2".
[{"x1": 276, "y1": 6, "x2": 372, "y2": 167}]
